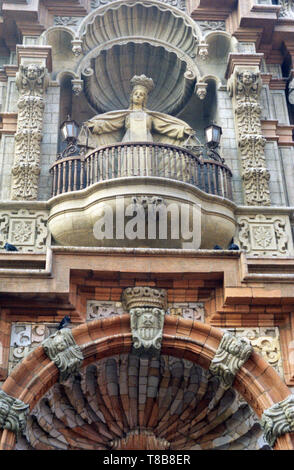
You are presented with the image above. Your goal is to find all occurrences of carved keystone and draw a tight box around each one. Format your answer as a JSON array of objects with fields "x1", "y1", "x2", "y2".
[
  {"x1": 122, "y1": 287, "x2": 167, "y2": 357},
  {"x1": 42, "y1": 328, "x2": 83, "y2": 383},
  {"x1": 209, "y1": 332, "x2": 253, "y2": 389},
  {"x1": 0, "y1": 390, "x2": 29, "y2": 437},
  {"x1": 261, "y1": 395, "x2": 294, "y2": 447}
]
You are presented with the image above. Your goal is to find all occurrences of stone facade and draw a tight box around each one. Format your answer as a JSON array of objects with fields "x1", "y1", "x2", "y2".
[{"x1": 1, "y1": 0, "x2": 294, "y2": 452}]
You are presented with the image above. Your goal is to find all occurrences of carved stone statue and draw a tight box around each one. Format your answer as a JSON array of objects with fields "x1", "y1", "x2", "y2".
[{"x1": 79, "y1": 75, "x2": 195, "y2": 148}]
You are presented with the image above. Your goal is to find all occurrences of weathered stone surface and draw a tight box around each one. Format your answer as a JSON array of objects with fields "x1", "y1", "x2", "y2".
[
  {"x1": 261, "y1": 395, "x2": 294, "y2": 447},
  {"x1": 0, "y1": 389, "x2": 29, "y2": 436}
]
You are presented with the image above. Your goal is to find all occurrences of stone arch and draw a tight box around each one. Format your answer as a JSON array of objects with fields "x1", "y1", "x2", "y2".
[{"x1": 0, "y1": 315, "x2": 293, "y2": 450}]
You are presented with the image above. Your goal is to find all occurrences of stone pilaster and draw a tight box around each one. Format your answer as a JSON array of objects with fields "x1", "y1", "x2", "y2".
[
  {"x1": 227, "y1": 55, "x2": 271, "y2": 206},
  {"x1": 11, "y1": 47, "x2": 51, "y2": 200}
]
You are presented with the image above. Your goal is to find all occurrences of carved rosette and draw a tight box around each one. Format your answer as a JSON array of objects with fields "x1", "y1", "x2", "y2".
[
  {"x1": 122, "y1": 287, "x2": 167, "y2": 357},
  {"x1": 261, "y1": 395, "x2": 294, "y2": 447},
  {"x1": 42, "y1": 328, "x2": 84, "y2": 383},
  {"x1": 209, "y1": 332, "x2": 253, "y2": 389},
  {"x1": 228, "y1": 69, "x2": 271, "y2": 206},
  {"x1": 11, "y1": 64, "x2": 49, "y2": 200},
  {"x1": 0, "y1": 390, "x2": 29, "y2": 436}
]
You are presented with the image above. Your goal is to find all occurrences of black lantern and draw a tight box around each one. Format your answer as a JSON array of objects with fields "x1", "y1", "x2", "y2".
[
  {"x1": 204, "y1": 124, "x2": 222, "y2": 149},
  {"x1": 60, "y1": 115, "x2": 79, "y2": 144}
]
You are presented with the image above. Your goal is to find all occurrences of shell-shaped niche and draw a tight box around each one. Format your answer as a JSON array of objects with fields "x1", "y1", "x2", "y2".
[
  {"x1": 83, "y1": 42, "x2": 195, "y2": 114},
  {"x1": 17, "y1": 355, "x2": 264, "y2": 450},
  {"x1": 81, "y1": 1, "x2": 199, "y2": 57}
]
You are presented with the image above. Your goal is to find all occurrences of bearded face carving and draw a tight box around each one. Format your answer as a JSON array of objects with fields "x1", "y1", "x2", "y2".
[{"x1": 130, "y1": 307, "x2": 165, "y2": 356}]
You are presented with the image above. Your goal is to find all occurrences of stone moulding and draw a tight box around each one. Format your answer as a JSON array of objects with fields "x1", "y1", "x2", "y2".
[
  {"x1": 209, "y1": 332, "x2": 253, "y2": 389},
  {"x1": 42, "y1": 328, "x2": 84, "y2": 383},
  {"x1": 261, "y1": 395, "x2": 294, "y2": 447},
  {"x1": 11, "y1": 63, "x2": 49, "y2": 200},
  {"x1": 0, "y1": 389, "x2": 29, "y2": 437},
  {"x1": 228, "y1": 67, "x2": 271, "y2": 206}
]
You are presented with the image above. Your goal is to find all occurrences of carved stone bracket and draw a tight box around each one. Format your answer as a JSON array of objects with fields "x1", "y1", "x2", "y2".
[
  {"x1": 42, "y1": 328, "x2": 83, "y2": 383},
  {"x1": 122, "y1": 287, "x2": 167, "y2": 357},
  {"x1": 261, "y1": 395, "x2": 294, "y2": 447},
  {"x1": 11, "y1": 63, "x2": 49, "y2": 200},
  {"x1": 209, "y1": 332, "x2": 253, "y2": 389},
  {"x1": 0, "y1": 389, "x2": 29, "y2": 437},
  {"x1": 228, "y1": 67, "x2": 271, "y2": 206}
]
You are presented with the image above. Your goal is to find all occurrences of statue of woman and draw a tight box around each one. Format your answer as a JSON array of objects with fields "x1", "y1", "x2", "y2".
[{"x1": 79, "y1": 75, "x2": 195, "y2": 148}]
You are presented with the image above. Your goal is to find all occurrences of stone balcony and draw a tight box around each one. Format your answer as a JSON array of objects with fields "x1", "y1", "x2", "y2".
[{"x1": 48, "y1": 142, "x2": 236, "y2": 249}]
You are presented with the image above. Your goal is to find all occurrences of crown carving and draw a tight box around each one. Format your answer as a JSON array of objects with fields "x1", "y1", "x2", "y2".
[
  {"x1": 130, "y1": 75, "x2": 154, "y2": 93},
  {"x1": 122, "y1": 287, "x2": 167, "y2": 311}
]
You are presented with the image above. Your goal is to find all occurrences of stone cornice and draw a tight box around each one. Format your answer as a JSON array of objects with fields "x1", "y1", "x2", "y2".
[
  {"x1": 261, "y1": 120, "x2": 294, "y2": 147},
  {"x1": 0, "y1": 113, "x2": 18, "y2": 135}
]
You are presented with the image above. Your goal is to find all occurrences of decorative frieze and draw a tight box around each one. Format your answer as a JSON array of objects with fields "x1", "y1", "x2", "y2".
[
  {"x1": 42, "y1": 329, "x2": 83, "y2": 383},
  {"x1": 261, "y1": 395, "x2": 294, "y2": 447},
  {"x1": 0, "y1": 389, "x2": 29, "y2": 436},
  {"x1": 209, "y1": 332, "x2": 253, "y2": 389},
  {"x1": 53, "y1": 16, "x2": 81, "y2": 27},
  {"x1": 90, "y1": 0, "x2": 186, "y2": 10},
  {"x1": 0, "y1": 208, "x2": 49, "y2": 252},
  {"x1": 237, "y1": 213, "x2": 292, "y2": 256},
  {"x1": 87, "y1": 301, "x2": 124, "y2": 321},
  {"x1": 9, "y1": 323, "x2": 57, "y2": 374},
  {"x1": 11, "y1": 63, "x2": 49, "y2": 200},
  {"x1": 167, "y1": 302, "x2": 205, "y2": 322},
  {"x1": 197, "y1": 21, "x2": 226, "y2": 33},
  {"x1": 228, "y1": 68, "x2": 271, "y2": 206},
  {"x1": 228, "y1": 327, "x2": 283, "y2": 377}
]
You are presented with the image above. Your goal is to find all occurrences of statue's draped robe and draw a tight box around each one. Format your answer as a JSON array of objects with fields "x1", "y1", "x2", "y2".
[{"x1": 78, "y1": 109, "x2": 194, "y2": 178}]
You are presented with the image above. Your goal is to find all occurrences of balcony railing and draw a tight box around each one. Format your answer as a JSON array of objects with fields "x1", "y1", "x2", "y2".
[{"x1": 50, "y1": 142, "x2": 233, "y2": 200}]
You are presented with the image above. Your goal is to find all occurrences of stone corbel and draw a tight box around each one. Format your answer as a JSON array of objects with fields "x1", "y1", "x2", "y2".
[
  {"x1": 197, "y1": 42, "x2": 209, "y2": 61},
  {"x1": 261, "y1": 395, "x2": 294, "y2": 447},
  {"x1": 42, "y1": 328, "x2": 83, "y2": 383},
  {"x1": 122, "y1": 287, "x2": 167, "y2": 357},
  {"x1": 71, "y1": 78, "x2": 84, "y2": 96},
  {"x1": 195, "y1": 81, "x2": 208, "y2": 100},
  {"x1": 209, "y1": 332, "x2": 253, "y2": 389},
  {"x1": 0, "y1": 390, "x2": 29, "y2": 437},
  {"x1": 71, "y1": 39, "x2": 83, "y2": 57}
]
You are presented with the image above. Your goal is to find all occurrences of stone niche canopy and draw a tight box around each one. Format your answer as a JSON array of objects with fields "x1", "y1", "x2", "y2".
[{"x1": 75, "y1": 0, "x2": 201, "y2": 114}]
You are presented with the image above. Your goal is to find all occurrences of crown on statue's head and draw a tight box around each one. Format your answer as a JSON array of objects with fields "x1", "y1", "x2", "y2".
[
  {"x1": 122, "y1": 286, "x2": 167, "y2": 311},
  {"x1": 130, "y1": 75, "x2": 154, "y2": 93}
]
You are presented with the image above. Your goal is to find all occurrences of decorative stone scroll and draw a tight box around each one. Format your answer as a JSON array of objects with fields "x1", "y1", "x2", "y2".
[
  {"x1": 11, "y1": 64, "x2": 49, "y2": 200},
  {"x1": 122, "y1": 287, "x2": 167, "y2": 357},
  {"x1": 237, "y1": 213, "x2": 292, "y2": 257},
  {"x1": 42, "y1": 329, "x2": 83, "y2": 383},
  {"x1": 209, "y1": 332, "x2": 253, "y2": 389},
  {"x1": 0, "y1": 207, "x2": 49, "y2": 252},
  {"x1": 261, "y1": 395, "x2": 294, "y2": 447},
  {"x1": 0, "y1": 390, "x2": 29, "y2": 436},
  {"x1": 228, "y1": 69, "x2": 271, "y2": 206}
]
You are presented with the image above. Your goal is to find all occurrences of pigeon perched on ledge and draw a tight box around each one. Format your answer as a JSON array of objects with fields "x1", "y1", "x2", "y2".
[
  {"x1": 213, "y1": 245, "x2": 223, "y2": 250},
  {"x1": 57, "y1": 315, "x2": 71, "y2": 330},
  {"x1": 4, "y1": 242, "x2": 18, "y2": 252},
  {"x1": 228, "y1": 239, "x2": 240, "y2": 250}
]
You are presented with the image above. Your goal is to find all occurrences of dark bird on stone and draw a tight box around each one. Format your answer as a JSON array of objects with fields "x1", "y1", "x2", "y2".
[
  {"x1": 4, "y1": 242, "x2": 18, "y2": 252},
  {"x1": 57, "y1": 315, "x2": 71, "y2": 330},
  {"x1": 228, "y1": 239, "x2": 240, "y2": 250},
  {"x1": 213, "y1": 245, "x2": 223, "y2": 250}
]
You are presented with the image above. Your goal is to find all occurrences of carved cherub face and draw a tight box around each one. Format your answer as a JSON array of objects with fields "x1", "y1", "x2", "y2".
[
  {"x1": 26, "y1": 64, "x2": 39, "y2": 80},
  {"x1": 241, "y1": 71, "x2": 254, "y2": 85},
  {"x1": 52, "y1": 332, "x2": 67, "y2": 352}
]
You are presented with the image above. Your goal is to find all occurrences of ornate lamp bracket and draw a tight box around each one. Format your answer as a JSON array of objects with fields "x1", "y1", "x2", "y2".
[
  {"x1": 261, "y1": 395, "x2": 294, "y2": 447},
  {"x1": 209, "y1": 332, "x2": 253, "y2": 390},
  {"x1": 122, "y1": 287, "x2": 167, "y2": 357},
  {"x1": 0, "y1": 390, "x2": 29, "y2": 437},
  {"x1": 42, "y1": 328, "x2": 83, "y2": 383}
]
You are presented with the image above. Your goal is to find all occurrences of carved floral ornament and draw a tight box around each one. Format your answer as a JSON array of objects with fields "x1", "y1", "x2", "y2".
[
  {"x1": 11, "y1": 64, "x2": 49, "y2": 201},
  {"x1": 261, "y1": 395, "x2": 294, "y2": 447},
  {"x1": 228, "y1": 69, "x2": 271, "y2": 206}
]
